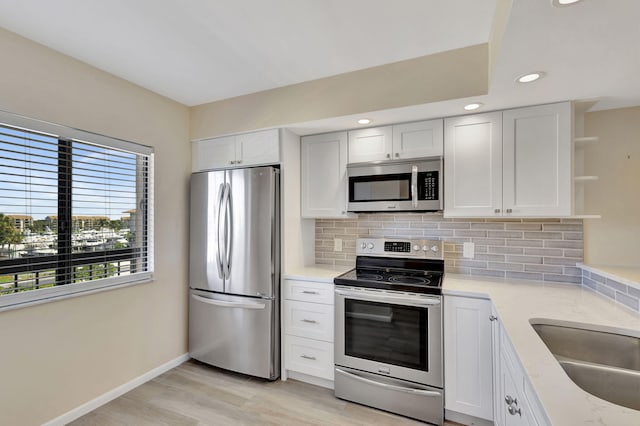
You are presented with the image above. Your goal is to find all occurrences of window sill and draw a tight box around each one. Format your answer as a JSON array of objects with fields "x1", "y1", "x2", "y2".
[{"x1": 0, "y1": 273, "x2": 153, "y2": 313}]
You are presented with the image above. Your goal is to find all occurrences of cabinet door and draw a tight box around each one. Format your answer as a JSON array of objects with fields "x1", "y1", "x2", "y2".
[
  {"x1": 444, "y1": 296, "x2": 494, "y2": 421},
  {"x1": 502, "y1": 102, "x2": 571, "y2": 217},
  {"x1": 235, "y1": 129, "x2": 280, "y2": 166},
  {"x1": 301, "y1": 132, "x2": 350, "y2": 218},
  {"x1": 392, "y1": 119, "x2": 443, "y2": 159},
  {"x1": 192, "y1": 135, "x2": 236, "y2": 171},
  {"x1": 347, "y1": 126, "x2": 393, "y2": 163},
  {"x1": 444, "y1": 112, "x2": 503, "y2": 217}
]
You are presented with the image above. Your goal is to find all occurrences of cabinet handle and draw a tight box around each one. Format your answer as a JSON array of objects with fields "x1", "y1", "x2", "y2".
[
  {"x1": 237, "y1": 160, "x2": 242, "y2": 164},
  {"x1": 505, "y1": 395, "x2": 518, "y2": 406},
  {"x1": 301, "y1": 319, "x2": 318, "y2": 324},
  {"x1": 489, "y1": 315, "x2": 498, "y2": 322},
  {"x1": 302, "y1": 290, "x2": 319, "y2": 295},
  {"x1": 229, "y1": 160, "x2": 235, "y2": 165},
  {"x1": 508, "y1": 405, "x2": 522, "y2": 416},
  {"x1": 341, "y1": 211, "x2": 346, "y2": 215},
  {"x1": 506, "y1": 208, "x2": 513, "y2": 213},
  {"x1": 494, "y1": 209, "x2": 501, "y2": 213},
  {"x1": 300, "y1": 354, "x2": 316, "y2": 360},
  {"x1": 395, "y1": 153, "x2": 399, "y2": 157},
  {"x1": 386, "y1": 153, "x2": 391, "y2": 159}
]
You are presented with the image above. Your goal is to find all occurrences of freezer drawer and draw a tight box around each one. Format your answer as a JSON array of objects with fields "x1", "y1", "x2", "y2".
[{"x1": 188, "y1": 290, "x2": 280, "y2": 380}]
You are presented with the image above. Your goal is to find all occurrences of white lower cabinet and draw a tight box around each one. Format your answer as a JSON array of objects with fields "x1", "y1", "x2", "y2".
[
  {"x1": 282, "y1": 279, "x2": 335, "y2": 385},
  {"x1": 444, "y1": 295, "x2": 494, "y2": 421},
  {"x1": 493, "y1": 312, "x2": 550, "y2": 426},
  {"x1": 445, "y1": 295, "x2": 550, "y2": 426}
]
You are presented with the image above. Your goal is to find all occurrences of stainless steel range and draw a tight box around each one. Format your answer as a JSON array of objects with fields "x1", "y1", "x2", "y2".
[{"x1": 333, "y1": 238, "x2": 444, "y2": 425}]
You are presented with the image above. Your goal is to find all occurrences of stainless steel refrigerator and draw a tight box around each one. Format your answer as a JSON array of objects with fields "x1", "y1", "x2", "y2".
[{"x1": 188, "y1": 166, "x2": 280, "y2": 380}]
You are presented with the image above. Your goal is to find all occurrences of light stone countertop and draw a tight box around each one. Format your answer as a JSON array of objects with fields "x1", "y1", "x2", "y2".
[
  {"x1": 443, "y1": 274, "x2": 640, "y2": 426},
  {"x1": 282, "y1": 264, "x2": 353, "y2": 283}
]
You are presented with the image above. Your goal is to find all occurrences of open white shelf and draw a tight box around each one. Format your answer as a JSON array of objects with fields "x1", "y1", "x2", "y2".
[
  {"x1": 574, "y1": 175, "x2": 599, "y2": 182},
  {"x1": 574, "y1": 136, "x2": 599, "y2": 147}
]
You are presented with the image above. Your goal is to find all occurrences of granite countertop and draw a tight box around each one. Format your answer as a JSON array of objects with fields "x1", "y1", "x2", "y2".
[
  {"x1": 444, "y1": 275, "x2": 640, "y2": 425},
  {"x1": 282, "y1": 264, "x2": 353, "y2": 283}
]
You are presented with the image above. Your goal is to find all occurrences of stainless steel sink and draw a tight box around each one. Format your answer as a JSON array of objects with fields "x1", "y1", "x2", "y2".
[{"x1": 530, "y1": 319, "x2": 640, "y2": 411}]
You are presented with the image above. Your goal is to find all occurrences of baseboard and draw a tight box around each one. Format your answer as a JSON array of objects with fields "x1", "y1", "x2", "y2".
[
  {"x1": 445, "y1": 409, "x2": 493, "y2": 426},
  {"x1": 287, "y1": 370, "x2": 334, "y2": 390},
  {"x1": 43, "y1": 353, "x2": 190, "y2": 426}
]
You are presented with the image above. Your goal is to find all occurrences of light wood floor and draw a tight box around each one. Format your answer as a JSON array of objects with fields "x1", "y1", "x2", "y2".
[{"x1": 70, "y1": 360, "x2": 459, "y2": 426}]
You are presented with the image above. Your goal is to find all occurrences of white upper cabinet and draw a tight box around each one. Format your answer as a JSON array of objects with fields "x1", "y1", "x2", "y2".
[
  {"x1": 444, "y1": 102, "x2": 572, "y2": 217},
  {"x1": 347, "y1": 126, "x2": 393, "y2": 163},
  {"x1": 444, "y1": 112, "x2": 503, "y2": 217},
  {"x1": 301, "y1": 132, "x2": 351, "y2": 218},
  {"x1": 192, "y1": 129, "x2": 280, "y2": 172},
  {"x1": 503, "y1": 103, "x2": 571, "y2": 217},
  {"x1": 393, "y1": 119, "x2": 443, "y2": 159},
  {"x1": 348, "y1": 121, "x2": 444, "y2": 163}
]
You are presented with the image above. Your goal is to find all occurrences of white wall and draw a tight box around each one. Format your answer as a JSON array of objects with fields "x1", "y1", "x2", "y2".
[{"x1": 0, "y1": 28, "x2": 190, "y2": 425}]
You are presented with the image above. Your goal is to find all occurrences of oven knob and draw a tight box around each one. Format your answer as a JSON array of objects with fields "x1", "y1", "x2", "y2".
[
  {"x1": 360, "y1": 242, "x2": 367, "y2": 249},
  {"x1": 367, "y1": 243, "x2": 374, "y2": 249},
  {"x1": 422, "y1": 245, "x2": 429, "y2": 252},
  {"x1": 431, "y1": 245, "x2": 439, "y2": 253},
  {"x1": 413, "y1": 244, "x2": 420, "y2": 251}
]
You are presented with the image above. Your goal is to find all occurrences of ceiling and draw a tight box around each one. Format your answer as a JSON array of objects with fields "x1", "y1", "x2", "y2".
[{"x1": 0, "y1": 0, "x2": 639, "y2": 133}]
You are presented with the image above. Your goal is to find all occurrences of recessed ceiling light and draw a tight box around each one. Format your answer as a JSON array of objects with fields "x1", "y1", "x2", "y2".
[
  {"x1": 464, "y1": 103, "x2": 483, "y2": 111},
  {"x1": 551, "y1": 0, "x2": 582, "y2": 7},
  {"x1": 357, "y1": 118, "x2": 371, "y2": 125},
  {"x1": 516, "y1": 72, "x2": 546, "y2": 83}
]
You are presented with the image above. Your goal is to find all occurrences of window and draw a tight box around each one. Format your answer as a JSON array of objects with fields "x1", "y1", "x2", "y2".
[{"x1": 0, "y1": 110, "x2": 153, "y2": 310}]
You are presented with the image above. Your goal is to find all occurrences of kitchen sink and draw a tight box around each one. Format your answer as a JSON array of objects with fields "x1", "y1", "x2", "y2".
[{"x1": 530, "y1": 319, "x2": 640, "y2": 411}]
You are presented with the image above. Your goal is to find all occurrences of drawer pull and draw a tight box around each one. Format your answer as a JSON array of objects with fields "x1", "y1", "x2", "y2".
[
  {"x1": 508, "y1": 405, "x2": 522, "y2": 416},
  {"x1": 301, "y1": 319, "x2": 318, "y2": 324},
  {"x1": 302, "y1": 290, "x2": 319, "y2": 295},
  {"x1": 300, "y1": 354, "x2": 316, "y2": 360}
]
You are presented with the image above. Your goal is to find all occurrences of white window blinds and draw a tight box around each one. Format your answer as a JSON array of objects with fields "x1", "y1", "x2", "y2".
[{"x1": 0, "y1": 111, "x2": 154, "y2": 310}]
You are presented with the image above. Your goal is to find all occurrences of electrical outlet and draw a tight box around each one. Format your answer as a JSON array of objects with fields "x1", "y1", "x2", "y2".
[
  {"x1": 334, "y1": 238, "x2": 343, "y2": 252},
  {"x1": 463, "y1": 242, "x2": 475, "y2": 259}
]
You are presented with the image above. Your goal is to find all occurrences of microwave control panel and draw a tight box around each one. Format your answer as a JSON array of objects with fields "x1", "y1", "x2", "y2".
[{"x1": 419, "y1": 171, "x2": 439, "y2": 201}]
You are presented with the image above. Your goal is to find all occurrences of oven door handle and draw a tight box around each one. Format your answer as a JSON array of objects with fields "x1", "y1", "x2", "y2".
[
  {"x1": 335, "y1": 288, "x2": 441, "y2": 307},
  {"x1": 335, "y1": 368, "x2": 441, "y2": 397}
]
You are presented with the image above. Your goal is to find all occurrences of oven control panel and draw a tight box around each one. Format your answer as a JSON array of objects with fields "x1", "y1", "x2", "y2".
[{"x1": 356, "y1": 238, "x2": 443, "y2": 259}]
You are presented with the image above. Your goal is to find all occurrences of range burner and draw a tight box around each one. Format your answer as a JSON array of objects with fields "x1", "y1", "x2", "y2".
[
  {"x1": 388, "y1": 275, "x2": 430, "y2": 285},
  {"x1": 357, "y1": 273, "x2": 384, "y2": 281}
]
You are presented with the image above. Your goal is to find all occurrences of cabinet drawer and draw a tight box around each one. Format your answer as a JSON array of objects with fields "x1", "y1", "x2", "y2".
[
  {"x1": 284, "y1": 335, "x2": 334, "y2": 380},
  {"x1": 284, "y1": 300, "x2": 333, "y2": 342},
  {"x1": 284, "y1": 279, "x2": 334, "y2": 304}
]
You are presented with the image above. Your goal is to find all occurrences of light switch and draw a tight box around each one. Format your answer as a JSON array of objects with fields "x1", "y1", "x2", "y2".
[
  {"x1": 463, "y1": 242, "x2": 475, "y2": 259},
  {"x1": 334, "y1": 238, "x2": 343, "y2": 252}
]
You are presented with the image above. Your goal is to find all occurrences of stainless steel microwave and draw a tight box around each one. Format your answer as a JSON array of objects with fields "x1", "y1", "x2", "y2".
[{"x1": 347, "y1": 158, "x2": 443, "y2": 212}]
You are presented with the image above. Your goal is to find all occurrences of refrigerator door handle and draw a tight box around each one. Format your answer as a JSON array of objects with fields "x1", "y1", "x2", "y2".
[
  {"x1": 222, "y1": 182, "x2": 231, "y2": 279},
  {"x1": 215, "y1": 182, "x2": 225, "y2": 279},
  {"x1": 191, "y1": 294, "x2": 266, "y2": 310}
]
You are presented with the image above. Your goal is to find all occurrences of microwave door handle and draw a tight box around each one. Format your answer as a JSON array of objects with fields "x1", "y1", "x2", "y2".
[
  {"x1": 438, "y1": 157, "x2": 443, "y2": 210},
  {"x1": 411, "y1": 165, "x2": 418, "y2": 208}
]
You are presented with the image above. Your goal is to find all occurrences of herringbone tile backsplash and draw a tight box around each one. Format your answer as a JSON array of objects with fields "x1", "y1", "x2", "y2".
[{"x1": 315, "y1": 214, "x2": 584, "y2": 284}]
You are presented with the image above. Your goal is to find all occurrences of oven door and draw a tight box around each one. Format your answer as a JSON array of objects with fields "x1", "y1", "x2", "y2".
[{"x1": 334, "y1": 286, "x2": 442, "y2": 387}]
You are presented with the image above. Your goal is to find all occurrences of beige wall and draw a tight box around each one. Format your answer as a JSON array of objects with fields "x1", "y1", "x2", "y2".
[
  {"x1": 190, "y1": 44, "x2": 488, "y2": 139},
  {"x1": 584, "y1": 107, "x2": 640, "y2": 267},
  {"x1": 0, "y1": 28, "x2": 190, "y2": 425}
]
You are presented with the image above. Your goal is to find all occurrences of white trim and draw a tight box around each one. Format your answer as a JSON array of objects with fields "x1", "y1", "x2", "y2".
[
  {"x1": 445, "y1": 409, "x2": 493, "y2": 426},
  {"x1": 287, "y1": 370, "x2": 334, "y2": 389},
  {"x1": 42, "y1": 353, "x2": 190, "y2": 426},
  {"x1": 0, "y1": 109, "x2": 153, "y2": 155}
]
